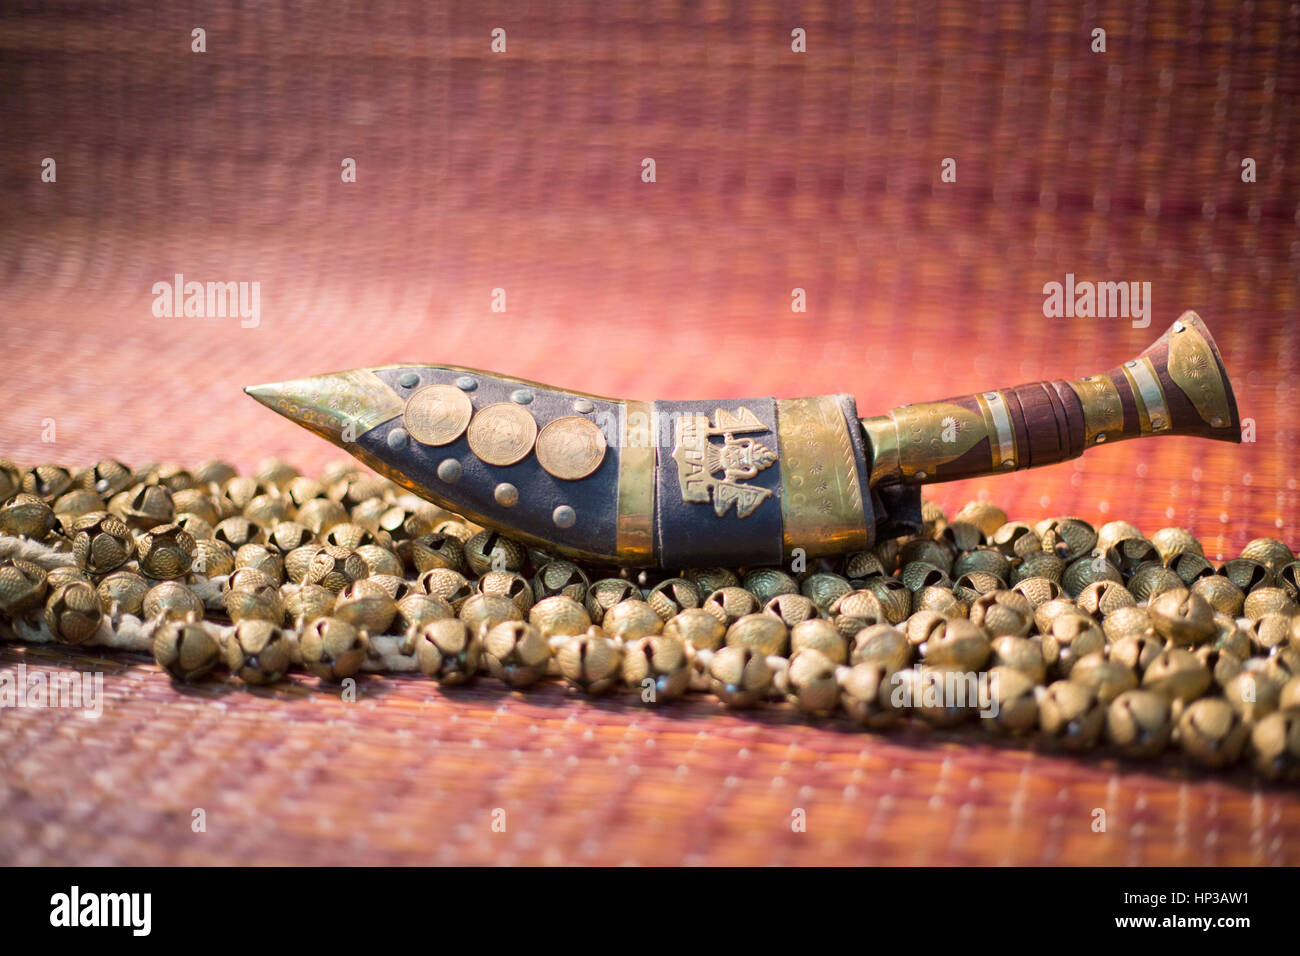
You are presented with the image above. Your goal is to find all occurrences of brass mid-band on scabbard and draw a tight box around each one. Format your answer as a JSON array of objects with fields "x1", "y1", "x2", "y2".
[{"x1": 775, "y1": 396, "x2": 870, "y2": 558}]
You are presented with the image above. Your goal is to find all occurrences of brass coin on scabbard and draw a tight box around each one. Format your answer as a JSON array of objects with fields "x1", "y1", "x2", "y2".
[
  {"x1": 535, "y1": 416, "x2": 607, "y2": 480},
  {"x1": 467, "y1": 402, "x2": 537, "y2": 466},
  {"x1": 403, "y1": 384, "x2": 473, "y2": 447}
]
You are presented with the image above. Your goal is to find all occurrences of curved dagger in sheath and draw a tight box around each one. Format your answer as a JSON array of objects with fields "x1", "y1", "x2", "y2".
[{"x1": 245, "y1": 311, "x2": 1240, "y2": 568}]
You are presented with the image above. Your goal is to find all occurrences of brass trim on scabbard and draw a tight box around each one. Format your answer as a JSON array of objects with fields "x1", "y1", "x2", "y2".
[
  {"x1": 1167, "y1": 321, "x2": 1233, "y2": 428},
  {"x1": 616, "y1": 400, "x2": 656, "y2": 564},
  {"x1": 776, "y1": 397, "x2": 869, "y2": 557},
  {"x1": 267, "y1": 369, "x2": 406, "y2": 442},
  {"x1": 1071, "y1": 373, "x2": 1125, "y2": 445}
]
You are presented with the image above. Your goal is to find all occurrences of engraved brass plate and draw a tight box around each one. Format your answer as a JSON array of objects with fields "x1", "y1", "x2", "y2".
[
  {"x1": 1072, "y1": 374, "x2": 1124, "y2": 445},
  {"x1": 1168, "y1": 323, "x2": 1232, "y2": 427},
  {"x1": 776, "y1": 397, "x2": 868, "y2": 557},
  {"x1": 616, "y1": 401, "x2": 655, "y2": 563},
  {"x1": 670, "y1": 406, "x2": 776, "y2": 518},
  {"x1": 891, "y1": 402, "x2": 987, "y2": 480},
  {"x1": 403, "y1": 384, "x2": 473, "y2": 447},
  {"x1": 253, "y1": 369, "x2": 405, "y2": 444},
  {"x1": 536, "y1": 416, "x2": 608, "y2": 480},
  {"x1": 467, "y1": 403, "x2": 538, "y2": 466}
]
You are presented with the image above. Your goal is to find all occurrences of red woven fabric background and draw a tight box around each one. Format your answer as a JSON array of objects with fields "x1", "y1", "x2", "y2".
[{"x1": 1, "y1": 0, "x2": 1298, "y2": 865}]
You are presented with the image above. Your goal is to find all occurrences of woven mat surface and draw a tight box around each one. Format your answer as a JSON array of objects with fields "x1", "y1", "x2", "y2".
[{"x1": 1, "y1": 0, "x2": 1298, "y2": 865}]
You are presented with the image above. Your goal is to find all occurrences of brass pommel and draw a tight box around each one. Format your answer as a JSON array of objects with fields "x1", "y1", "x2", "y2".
[{"x1": 863, "y1": 311, "x2": 1240, "y2": 486}]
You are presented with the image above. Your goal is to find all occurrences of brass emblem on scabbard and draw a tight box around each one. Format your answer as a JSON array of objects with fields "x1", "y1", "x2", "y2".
[
  {"x1": 403, "y1": 384, "x2": 473, "y2": 447},
  {"x1": 468, "y1": 403, "x2": 538, "y2": 466},
  {"x1": 536, "y1": 416, "x2": 607, "y2": 480},
  {"x1": 670, "y1": 407, "x2": 776, "y2": 518}
]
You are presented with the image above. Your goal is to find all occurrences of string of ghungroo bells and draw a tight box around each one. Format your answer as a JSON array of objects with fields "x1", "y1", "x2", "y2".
[{"x1": 2, "y1": 457, "x2": 1299, "y2": 779}]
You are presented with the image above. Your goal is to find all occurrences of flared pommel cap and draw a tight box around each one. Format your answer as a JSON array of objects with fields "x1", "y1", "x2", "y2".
[
  {"x1": 862, "y1": 311, "x2": 1241, "y2": 486},
  {"x1": 1123, "y1": 310, "x2": 1241, "y2": 440}
]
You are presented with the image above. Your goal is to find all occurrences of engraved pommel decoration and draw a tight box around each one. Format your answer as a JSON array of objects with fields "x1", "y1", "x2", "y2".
[{"x1": 246, "y1": 310, "x2": 1240, "y2": 569}]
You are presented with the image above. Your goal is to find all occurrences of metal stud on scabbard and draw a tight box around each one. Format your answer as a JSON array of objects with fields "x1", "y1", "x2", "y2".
[{"x1": 245, "y1": 311, "x2": 1241, "y2": 568}]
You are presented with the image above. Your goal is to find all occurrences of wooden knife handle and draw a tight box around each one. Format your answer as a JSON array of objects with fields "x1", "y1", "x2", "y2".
[{"x1": 862, "y1": 311, "x2": 1241, "y2": 486}]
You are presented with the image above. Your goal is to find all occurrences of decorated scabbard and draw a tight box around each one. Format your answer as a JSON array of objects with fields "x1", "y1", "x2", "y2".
[{"x1": 245, "y1": 311, "x2": 1240, "y2": 569}]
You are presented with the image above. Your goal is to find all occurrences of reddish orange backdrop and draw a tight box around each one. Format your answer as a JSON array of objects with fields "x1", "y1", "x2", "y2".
[{"x1": 1, "y1": 1, "x2": 1298, "y2": 865}]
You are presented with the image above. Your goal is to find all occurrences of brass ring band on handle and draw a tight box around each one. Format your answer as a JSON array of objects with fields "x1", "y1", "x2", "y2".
[
  {"x1": 975, "y1": 391, "x2": 1017, "y2": 469},
  {"x1": 1071, "y1": 374, "x2": 1124, "y2": 445},
  {"x1": 861, "y1": 415, "x2": 901, "y2": 485},
  {"x1": 1123, "y1": 358, "x2": 1170, "y2": 435}
]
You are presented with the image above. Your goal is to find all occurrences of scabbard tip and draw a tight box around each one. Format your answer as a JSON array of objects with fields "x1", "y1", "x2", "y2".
[
  {"x1": 242, "y1": 381, "x2": 286, "y2": 413},
  {"x1": 242, "y1": 370, "x2": 406, "y2": 444}
]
